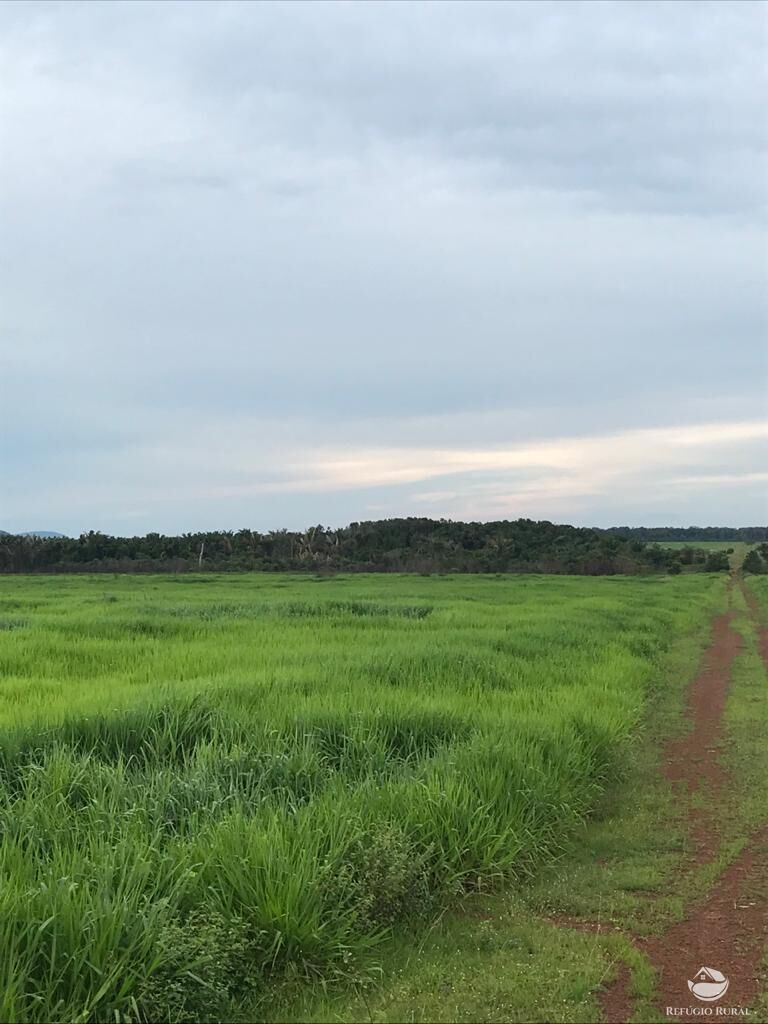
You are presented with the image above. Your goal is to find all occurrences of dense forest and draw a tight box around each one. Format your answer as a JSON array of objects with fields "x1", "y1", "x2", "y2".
[{"x1": 1, "y1": 518, "x2": 756, "y2": 575}]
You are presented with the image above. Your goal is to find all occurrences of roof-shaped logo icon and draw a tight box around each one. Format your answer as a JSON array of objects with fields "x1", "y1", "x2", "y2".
[{"x1": 688, "y1": 967, "x2": 729, "y2": 1002}]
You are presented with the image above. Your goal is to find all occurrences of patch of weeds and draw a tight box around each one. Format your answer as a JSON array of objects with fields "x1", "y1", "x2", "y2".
[
  {"x1": 0, "y1": 618, "x2": 28, "y2": 631},
  {"x1": 165, "y1": 603, "x2": 268, "y2": 621},
  {"x1": 326, "y1": 824, "x2": 436, "y2": 932},
  {"x1": 280, "y1": 601, "x2": 432, "y2": 620},
  {"x1": 136, "y1": 909, "x2": 262, "y2": 1023}
]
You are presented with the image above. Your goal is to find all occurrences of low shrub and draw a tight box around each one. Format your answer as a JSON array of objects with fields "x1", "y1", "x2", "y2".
[
  {"x1": 325, "y1": 823, "x2": 435, "y2": 932},
  {"x1": 136, "y1": 910, "x2": 259, "y2": 1023}
]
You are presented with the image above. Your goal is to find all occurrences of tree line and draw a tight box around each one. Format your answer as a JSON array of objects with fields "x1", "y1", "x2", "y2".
[{"x1": 0, "y1": 518, "x2": 744, "y2": 575}]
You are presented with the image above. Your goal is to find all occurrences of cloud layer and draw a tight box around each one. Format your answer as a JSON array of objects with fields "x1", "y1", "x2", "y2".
[{"x1": 1, "y1": 1, "x2": 766, "y2": 533}]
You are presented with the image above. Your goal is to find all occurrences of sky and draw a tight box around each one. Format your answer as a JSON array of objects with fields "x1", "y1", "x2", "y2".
[{"x1": 1, "y1": 0, "x2": 766, "y2": 536}]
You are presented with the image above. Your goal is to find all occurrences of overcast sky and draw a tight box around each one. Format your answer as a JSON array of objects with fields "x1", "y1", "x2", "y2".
[{"x1": 1, "y1": 0, "x2": 766, "y2": 535}]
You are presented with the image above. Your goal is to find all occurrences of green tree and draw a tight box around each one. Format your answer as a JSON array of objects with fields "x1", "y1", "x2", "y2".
[
  {"x1": 743, "y1": 549, "x2": 766, "y2": 574},
  {"x1": 704, "y1": 551, "x2": 730, "y2": 573}
]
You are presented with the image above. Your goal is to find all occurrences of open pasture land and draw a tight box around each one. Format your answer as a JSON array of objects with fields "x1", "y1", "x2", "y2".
[
  {"x1": 659, "y1": 540, "x2": 739, "y2": 550},
  {"x1": 0, "y1": 572, "x2": 724, "y2": 1023}
]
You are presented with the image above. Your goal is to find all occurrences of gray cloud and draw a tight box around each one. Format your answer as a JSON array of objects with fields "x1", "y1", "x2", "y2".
[{"x1": 1, "y1": 0, "x2": 766, "y2": 534}]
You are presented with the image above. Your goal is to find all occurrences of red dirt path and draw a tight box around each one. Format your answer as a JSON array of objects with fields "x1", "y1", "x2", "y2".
[
  {"x1": 647, "y1": 826, "x2": 768, "y2": 1016},
  {"x1": 662, "y1": 610, "x2": 742, "y2": 859},
  {"x1": 598, "y1": 585, "x2": 768, "y2": 1023}
]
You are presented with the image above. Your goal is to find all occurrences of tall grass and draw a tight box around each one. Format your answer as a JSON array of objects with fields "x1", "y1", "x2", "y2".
[
  {"x1": 745, "y1": 575, "x2": 768, "y2": 616},
  {"x1": 0, "y1": 572, "x2": 724, "y2": 1021}
]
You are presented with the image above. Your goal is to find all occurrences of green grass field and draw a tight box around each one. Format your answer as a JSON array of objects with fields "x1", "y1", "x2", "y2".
[
  {"x1": 0, "y1": 572, "x2": 725, "y2": 1022},
  {"x1": 657, "y1": 541, "x2": 738, "y2": 549}
]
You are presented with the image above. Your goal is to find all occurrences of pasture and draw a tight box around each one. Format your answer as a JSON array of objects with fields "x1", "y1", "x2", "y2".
[
  {"x1": 0, "y1": 572, "x2": 724, "y2": 1022},
  {"x1": 659, "y1": 540, "x2": 738, "y2": 550}
]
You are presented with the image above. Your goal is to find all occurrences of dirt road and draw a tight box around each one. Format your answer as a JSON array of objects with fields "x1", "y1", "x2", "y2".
[{"x1": 598, "y1": 582, "x2": 767, "y2": 1022}]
